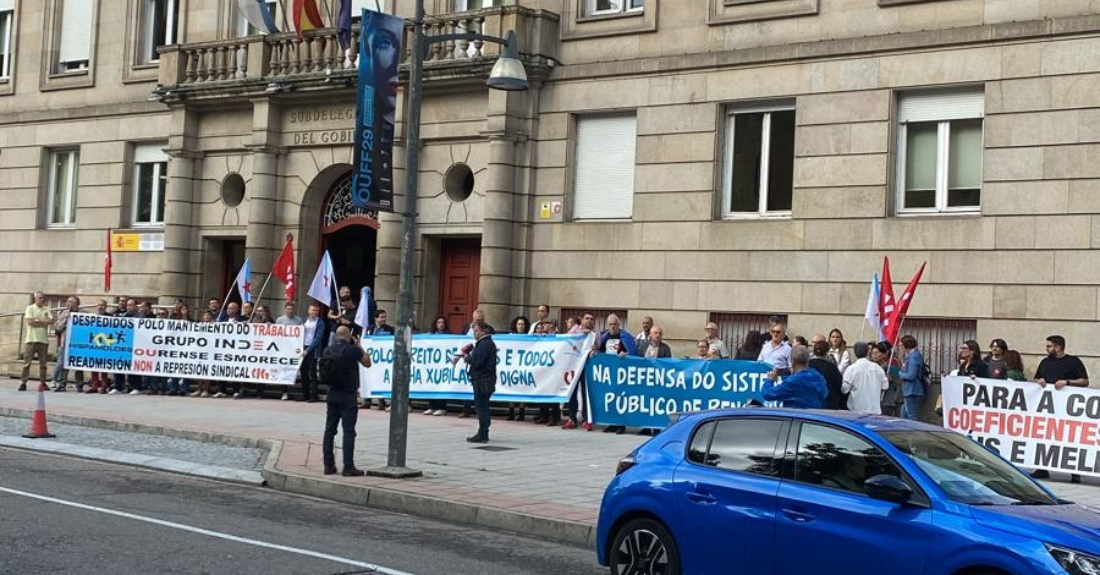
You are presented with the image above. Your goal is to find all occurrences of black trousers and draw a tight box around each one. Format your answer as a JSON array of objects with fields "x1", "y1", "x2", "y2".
[
  {"x1": 323, "y1": 399, "x2": 359, "y2": 469},
  {"x1": 473, "y1": 389, "x2": 492, "y2": 438},
  {"x1": 301, "y1": 353, "x2": 319, "y2": 400}
]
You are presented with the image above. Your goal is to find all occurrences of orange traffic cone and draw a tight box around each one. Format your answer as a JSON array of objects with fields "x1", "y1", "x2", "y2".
[{"x1": 23, "y1": 382, "x2": 56, "y2": 439}]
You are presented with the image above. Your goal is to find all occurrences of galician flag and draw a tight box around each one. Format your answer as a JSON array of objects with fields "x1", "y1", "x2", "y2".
[
  {"x1": 234, "y1": 257, "x2": 253, "y2": 303},
  {"x1": 864, "y1": 272, "x2": 882, "y2": 340},
  {"x1": 307, "y1": 251, "x2": 338, "y2": 307},
  {"x1": 354, "y1": 286, "x2": 374, "y2": 331},
  {"x1": 238, "y1": 0, "x2": 280, "y2": 34}
]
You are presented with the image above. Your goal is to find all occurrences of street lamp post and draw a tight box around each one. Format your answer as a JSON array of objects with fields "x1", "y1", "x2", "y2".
[{"x1": 369, "y1": 1, "x2": 529, "y2": 479}]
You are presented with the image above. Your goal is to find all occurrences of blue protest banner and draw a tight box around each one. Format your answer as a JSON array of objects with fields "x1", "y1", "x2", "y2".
[
  {"x1": 351, "y1": 9, "x2": 403, "y2": 212},
  {"x1": 66, "y1": 314, "x2": 136, "y2": 371},
  {"x1": 586, "y1": 354, "x2": 774, "y2": 429}
]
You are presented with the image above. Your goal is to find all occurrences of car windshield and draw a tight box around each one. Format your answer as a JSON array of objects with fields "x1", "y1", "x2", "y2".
[{"x1": 882, "y1": 431, "x2": 1058, "y2": 506}]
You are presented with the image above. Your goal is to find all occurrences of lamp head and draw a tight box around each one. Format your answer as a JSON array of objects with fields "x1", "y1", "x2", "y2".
[{"x1": 487, "y1": 30, "x2": 528, "y2": 92}]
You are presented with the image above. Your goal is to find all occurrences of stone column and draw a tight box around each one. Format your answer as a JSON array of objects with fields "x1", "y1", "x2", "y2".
[
  {"x1": 245, "y1": 147, "x2": 280, "y2": 282},
  {"x1": 477, "y1": 134, "x2": 519, "y2": 329},
  {"x1": 160, "y1": 150, "x2": 199, "y2": 304}
]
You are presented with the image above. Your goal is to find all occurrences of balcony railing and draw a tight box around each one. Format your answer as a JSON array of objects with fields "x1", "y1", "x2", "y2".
[{"x1": 157, "y1": 6, "x2": 559, "y2": 97}]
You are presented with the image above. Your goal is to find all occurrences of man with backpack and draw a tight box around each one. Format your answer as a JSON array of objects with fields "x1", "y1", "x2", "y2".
[
  {"x1": 899, "y1": 335, "x2": 927, "y2": 421},
  {"x1": 452, "y1": 320, "x2": 497, "y2": 443},
  {"x1": 320, "y1": 326, "x2": 372, "y2": 476}
]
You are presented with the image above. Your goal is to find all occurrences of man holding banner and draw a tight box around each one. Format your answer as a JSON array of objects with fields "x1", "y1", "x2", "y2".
[{"x1": 1030, "y1": 334, "x2": 1089, "y2": 482}]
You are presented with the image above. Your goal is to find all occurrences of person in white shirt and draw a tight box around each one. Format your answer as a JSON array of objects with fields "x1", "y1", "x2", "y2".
[
  {"x1": 842, "y1": 342, "x2": 889, "y2": 414},
  {"x1": 704, "y1": 322, "x2": 728, "y2": 359},
  {"x1": 529, "y1": 304, "x2": 550, "y2": 334},
  {"x1": 758, "y1": 322, "x2": 791, "y2": 371},
  {"x1": 635, "y1": 316, "x2": 653, "y2": 349}
]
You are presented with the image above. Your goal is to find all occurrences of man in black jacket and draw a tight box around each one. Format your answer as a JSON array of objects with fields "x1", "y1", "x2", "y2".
[
  {"x1": 454, "y1": 320, "x2": 497, "y2": 443},
  {"x1": 321, "y1": 326, "x2": 372, "y2": 476}
]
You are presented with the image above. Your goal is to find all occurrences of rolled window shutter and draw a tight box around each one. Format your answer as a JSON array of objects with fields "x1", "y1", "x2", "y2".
[
  {"x1": 134, "y1": 142, "x2": 168, "y2": 164},
  {"x1": 573, "y1": 115, "x2": 637, "y2": 220},
  {"x1": 898, "y1": 89, "x2": 984, "y2": 123},
  {"x1": 58, "y1": 0, "x2": 92, "y2": 65}
]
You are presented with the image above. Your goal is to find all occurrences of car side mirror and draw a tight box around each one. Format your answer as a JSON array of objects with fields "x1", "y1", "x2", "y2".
[{"x1": 865, "y1": 474, "x2": 913, "y2": 505}]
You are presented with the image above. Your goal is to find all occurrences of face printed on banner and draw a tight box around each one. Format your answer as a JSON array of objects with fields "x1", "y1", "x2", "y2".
[{"x1": 368, "y1": 17, "x2": 402, "y2": 123}]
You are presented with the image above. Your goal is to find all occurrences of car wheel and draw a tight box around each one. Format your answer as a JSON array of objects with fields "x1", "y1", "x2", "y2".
[{"x1": 608, "y1": 517, "x2": 681, "y2": 575}]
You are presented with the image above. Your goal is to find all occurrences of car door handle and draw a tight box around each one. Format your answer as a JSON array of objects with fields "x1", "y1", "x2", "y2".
[
  {"x1": 782, "y1": 508, "x2": 816, "y2": 523},
  {"x1": 686, "y1": 491, "x2": 717, "y2": 505}
]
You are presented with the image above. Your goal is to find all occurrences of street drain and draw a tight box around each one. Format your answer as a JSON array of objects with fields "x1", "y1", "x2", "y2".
[{"x1": 472, "y1": 445, "x2": 516, "y2": 452}]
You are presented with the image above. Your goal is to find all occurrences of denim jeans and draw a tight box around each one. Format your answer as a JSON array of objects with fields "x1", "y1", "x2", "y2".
[
  {"x1": 901, "y1": 396, "x2": 923, "y2": 421},
  {"x1": 323, "y1": 400, "x2": 359, "y2": 469},
  {"x1": 473, "y1": 390, "x2": 492, "y2": 438},
  {"x1": 566, "y1": 375, "x2": 588, "y2": 423}
]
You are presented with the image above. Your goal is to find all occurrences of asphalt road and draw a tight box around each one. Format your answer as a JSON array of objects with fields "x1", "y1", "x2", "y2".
[{"x1": 0, "y1": 448, "x2": 605, "y2": 575}]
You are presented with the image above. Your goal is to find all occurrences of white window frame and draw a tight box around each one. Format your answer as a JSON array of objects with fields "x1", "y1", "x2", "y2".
[
  {"x1": 46, "y1": 149, "x2": 79, "y2": 227},
  {"x1": 140, "y1": 0, "x2": 177, "y2": 65},
  {"x1": 131, "y1": 144, "x2": 168, "y2": 228},
  {"x1": 895, "y1": 90, "x2": 984, "y2": 216},
  {"x1": 721, "y1": 105, "x2": 795, "y2": 219},
  {"x1": 586, "y1": 0, "x2": 644, "y2": 17},
  {"x1": 0, "y1": 7, "x2": 13, "y2": 81},
  {"x1": 455, "y1": 0, "x2": 503, "y2": 11}
]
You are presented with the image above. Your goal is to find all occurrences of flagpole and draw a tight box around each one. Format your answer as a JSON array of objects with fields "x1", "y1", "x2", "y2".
[
  {"x1": 218, "y1": 281, "x2": 237, "y2": 321},
  {"x1": 249, "y1": 271, "x2": 275, "y2": 321}
]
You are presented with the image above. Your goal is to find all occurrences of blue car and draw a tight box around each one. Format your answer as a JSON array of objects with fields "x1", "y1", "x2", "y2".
[{"x1": 596, "y1": 409, "x2": 1100, "y2": 575}]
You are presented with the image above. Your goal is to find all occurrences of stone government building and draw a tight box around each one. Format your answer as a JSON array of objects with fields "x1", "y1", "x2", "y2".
[{"x1": 1, "y1": 0, "x2": 1099, "y2": 385}]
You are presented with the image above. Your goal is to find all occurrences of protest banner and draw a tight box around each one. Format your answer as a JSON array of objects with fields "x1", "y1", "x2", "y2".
[
  {"x1": 360, "y1": 333, "x2": 595, "y2": 402},
  {"x1": 942, "y1": 376, "x2": 1100, "y2": 478},
  {"x1": 586, "y1": 354, "x2": 775, "y2": 429},
  {"x1": 64, "y1": 313, "x2": 304, "y2": 385}
]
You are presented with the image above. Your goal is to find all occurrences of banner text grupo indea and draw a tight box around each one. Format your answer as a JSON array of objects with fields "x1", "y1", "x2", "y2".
[{"x1": 64, "y1": 313, "x2": 305, "y2": 385}]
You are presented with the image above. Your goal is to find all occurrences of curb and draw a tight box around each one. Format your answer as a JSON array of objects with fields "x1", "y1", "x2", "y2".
[{"x1": 0, "y1": 407, "x2": 597, "y2": 548}]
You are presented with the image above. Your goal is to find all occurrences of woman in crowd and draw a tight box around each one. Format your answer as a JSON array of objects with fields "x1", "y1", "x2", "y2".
[
  {"x1": 736, "y1": 330, "x2": 764, "y2": 360},
  {"x1": 828, "y1": 328, "x2": 851, "y2": 373},
  {"x1": 957, "y1": 340, "x2": 989, "y2": 378},
  {"x1": 422, "y1": 316, "x2": 450, "y2": 416},
  {"x1": 1004, "y1": 350, "x2": 1026, "y2": 381},
  {"x1": 534, "y1": 319, "x2": 563, "y2": 426},
  {"x1": 506, "y1": 316, "x2": 530, "y2": 421},
  {"x1": 985, "y1": 338, "x2": 1009, "y2": 379},
  {"x1": 189, "y1": 310, "x2": 217, "y2": 398},
  {"x1": 874, "y1": 341, "x2": 903, "y2": 416},
  {"x1": 793, "y1": 335, "x2": 809, "y2": 348}
]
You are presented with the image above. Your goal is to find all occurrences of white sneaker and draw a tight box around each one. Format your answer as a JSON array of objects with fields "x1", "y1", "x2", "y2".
[
  {"x1": 213, "y1": 392, "x2": 226, "y2": 398},
  {"x1": 432, "y1": 409, "x2": 447, "y2": 416},
  {"x1": 108, "y1": 389, "x2": 120, "y2": 395},
  {"x1": 129, "y1": 390, "x2": 141, "y2": 395},
  {"x1": 385, "y1": 406, "x2": 391, "y2": 412},
  {"x1": 281, "y1": 393, "x2": 289, "y2": 401},
  {"x1": 423, "y1": 408, "x2": 434, "y2": 415},
  {"x1": 189, "y1": 391, "x2": 201, "y2": 397},
  {"x1": 200, "y1": 391, "x2": 211, "y2": 398},
  {"x1": 233, "y1": 392, "x2": 242, "y2": 399}
]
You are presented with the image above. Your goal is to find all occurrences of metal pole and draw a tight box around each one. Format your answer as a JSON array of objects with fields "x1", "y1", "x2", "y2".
[{"x1": 370, "y1": 0, "x2": 424, "y2": 478}]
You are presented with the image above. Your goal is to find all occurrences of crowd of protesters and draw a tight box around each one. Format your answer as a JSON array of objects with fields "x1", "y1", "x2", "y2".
[{"x1": 17, "y1": 293, "x2": 1091, "y2": 447}]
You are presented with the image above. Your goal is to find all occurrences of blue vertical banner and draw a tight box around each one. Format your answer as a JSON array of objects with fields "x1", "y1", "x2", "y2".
[{"x1": 352, "y1": 9, "x2": 404, "y2": 212}]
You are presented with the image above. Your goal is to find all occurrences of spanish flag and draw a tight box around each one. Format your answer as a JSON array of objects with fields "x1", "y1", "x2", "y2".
[{"x1": 292, "y1": 0, "x2": 324, "y2": 35}]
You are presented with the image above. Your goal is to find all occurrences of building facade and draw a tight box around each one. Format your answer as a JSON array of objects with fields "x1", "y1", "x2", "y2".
[{"x1": 2, "y1": 0, "x2": 1100, "y2": 380}]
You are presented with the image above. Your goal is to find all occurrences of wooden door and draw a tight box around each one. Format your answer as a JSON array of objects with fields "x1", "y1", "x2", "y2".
[{"x1": 438, "y1": 239, "x2": 481, "y2": 334}]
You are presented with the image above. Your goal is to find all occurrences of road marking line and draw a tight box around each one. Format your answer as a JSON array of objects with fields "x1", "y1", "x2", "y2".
[{"x1": 0, "y1": 485, "x2": 418, "y2": 575}]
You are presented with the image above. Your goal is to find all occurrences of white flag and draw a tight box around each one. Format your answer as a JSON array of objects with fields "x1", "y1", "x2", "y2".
[
  {"x1": 307, "y1": 251, "x2": 337, "y2": 307},
  {"x1": 864, "y1": 272, "x2": 883, "y2": 340},
  {"x1": 238, "y1": 0, "x2": 280, "y2": 34},
  {"x1": 354, "y1": 287, "x2": 372, "y2": 331}
]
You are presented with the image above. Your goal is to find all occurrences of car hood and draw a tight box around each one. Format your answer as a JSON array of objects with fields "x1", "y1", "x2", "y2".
[{"x1": 970, "y1": 503, "x2": 1100, "y2": 554}]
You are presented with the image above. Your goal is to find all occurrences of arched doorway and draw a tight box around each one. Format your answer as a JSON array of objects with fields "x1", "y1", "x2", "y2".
[{"x1": 321, "y1": 172, "x2": 379, "y2": 298}]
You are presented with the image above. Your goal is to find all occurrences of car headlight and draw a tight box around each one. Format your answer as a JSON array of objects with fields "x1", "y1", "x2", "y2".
[{"x1": 1047, "y1": 544, "x2": 1100, "y2": 575}]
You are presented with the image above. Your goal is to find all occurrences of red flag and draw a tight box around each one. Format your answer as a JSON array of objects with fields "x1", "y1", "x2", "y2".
[
  {"x1": 878, "y1": 257, "x2": 896, "y2": 343},
  {"x1": 104, "y1": 228, "x2": 112, "y2": 293},
  {"x1": 273, "y1": 237, "x2": 296, "y2": 301},
  {"x1": 292, "y1": 0, "x2": 324, "y2": 35},
  {"x1": 885, "y1": 262, "x2": 926, "y2": 345}
]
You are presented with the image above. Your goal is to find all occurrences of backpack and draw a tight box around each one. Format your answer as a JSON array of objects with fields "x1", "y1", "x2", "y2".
[
  {"x1": 919, "y1": 362, "x2": 932, "y2": 388},
  {"x1": 318, "y1": 344, "x2": 344, "y2": 386}
]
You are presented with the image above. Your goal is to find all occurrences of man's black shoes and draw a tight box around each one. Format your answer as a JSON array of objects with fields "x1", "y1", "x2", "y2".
[
  {"x1": 341, "y1": 467, "x2": 365, "y2": 477},
  {"x1": 323, "y1": 466, "x2": 337, "y2": 475},
  {"x1": 466, "y1": 435, "x2": 488, "y2": 444}
]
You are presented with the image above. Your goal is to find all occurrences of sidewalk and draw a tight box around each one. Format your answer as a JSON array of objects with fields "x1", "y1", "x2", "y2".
[
  {"x1": 0, "y1": 378, "x2": 644, "y2": 546},
  {"x1": 3, "y1": 377, "x2": 1098, "y2": 547}
]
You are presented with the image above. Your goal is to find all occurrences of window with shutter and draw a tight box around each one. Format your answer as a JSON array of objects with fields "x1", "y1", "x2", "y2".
[
  {"x1": 132, "y1": 143, "x2": 169, "y2": 227},
  {"x1": 896, "y1": 89, "x2": 985, "y2": 214},
  {"x1": 57, "y1": 0, "x2": 92, "y2": 72},
  {"x1": 571, "y1": 114, "x2": 637, "y2": 220}
]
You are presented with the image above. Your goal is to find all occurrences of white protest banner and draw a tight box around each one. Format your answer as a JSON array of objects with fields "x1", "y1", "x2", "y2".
[
  {"x1": 942, "y1": 376, "x2": 1100, "y2": 477},
  {"x1": 360, "y1": 333, "x2": 595, "y2": 402},
  {"x1": 65, "y1": 312, "x2": 305, "y2": 385}
]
